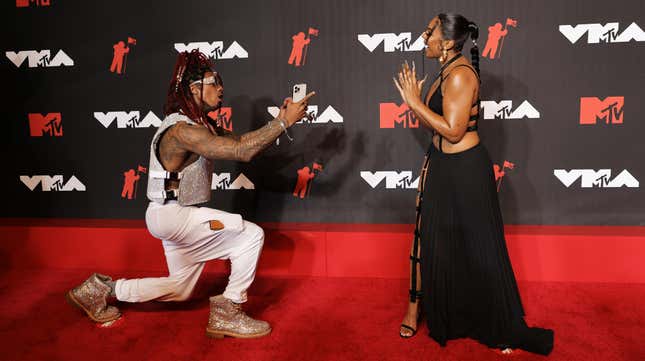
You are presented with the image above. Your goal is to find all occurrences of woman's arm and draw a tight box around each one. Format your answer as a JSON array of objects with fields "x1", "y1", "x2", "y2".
[{"x1": 394, "y1": 62, "x2": 478, "y2": 143}]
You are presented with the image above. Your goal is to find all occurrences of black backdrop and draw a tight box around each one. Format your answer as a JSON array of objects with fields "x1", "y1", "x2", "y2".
[{"x1": 3, "y1": 0, "x2": 644, "y2": 225}]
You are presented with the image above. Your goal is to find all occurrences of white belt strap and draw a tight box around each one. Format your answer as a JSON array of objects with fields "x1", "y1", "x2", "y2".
[{"x1": 149, "y1": 170, "x2": 183, "y2": 180}]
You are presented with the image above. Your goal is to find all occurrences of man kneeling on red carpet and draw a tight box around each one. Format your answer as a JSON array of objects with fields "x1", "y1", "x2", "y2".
[{"x1": 66, "y1": 50, "x2": 314, "y2": 339}]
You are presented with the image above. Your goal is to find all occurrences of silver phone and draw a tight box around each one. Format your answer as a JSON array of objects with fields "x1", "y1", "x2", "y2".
[{"x1": 292, "y1": 83, "x2": 307, "y2": 103}]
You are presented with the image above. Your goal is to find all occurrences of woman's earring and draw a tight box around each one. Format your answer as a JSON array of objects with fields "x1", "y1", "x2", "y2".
[{"x1": 439, "y1": 46, "x2": 447, "y2": 63}]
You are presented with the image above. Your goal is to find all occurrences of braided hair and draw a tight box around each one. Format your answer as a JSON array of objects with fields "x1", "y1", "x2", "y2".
[
  {"x1": 437, "y1": 13, "x2": 480, "y2": 76},
  {"x1": 163, "y1": 50, "x2": 216, "y2": 130}
]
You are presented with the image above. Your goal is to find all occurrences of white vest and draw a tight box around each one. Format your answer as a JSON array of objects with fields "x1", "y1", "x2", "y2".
[{"x1": 147, "y1": 113, "x2": 214, "y2": 206}]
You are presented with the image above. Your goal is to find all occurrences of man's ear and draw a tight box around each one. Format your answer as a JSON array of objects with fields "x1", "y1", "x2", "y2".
[
  {"x1": 444, "y1": 40, "x2": 456, "y2": 51},
  {"x1": 189, "y1": 84, "x2": 200, "y2": 96}
]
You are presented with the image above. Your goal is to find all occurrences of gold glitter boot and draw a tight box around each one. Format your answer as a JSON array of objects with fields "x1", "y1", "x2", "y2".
[
  {"x1": 66, "y1": 273, "x2": 121, "y2": 323},
  {"x1": 206, "y1": 295, "x2": 271, "y2": 339}
]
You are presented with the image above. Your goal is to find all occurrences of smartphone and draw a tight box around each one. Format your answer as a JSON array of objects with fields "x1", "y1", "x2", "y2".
[{"x1": 292, "y1": 83, "x2": 307, "y2": 103}]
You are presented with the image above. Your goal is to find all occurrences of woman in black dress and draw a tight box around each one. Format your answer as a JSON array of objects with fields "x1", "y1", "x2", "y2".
[{"x1": 393, "y1": 13, "x2": 553, "y2": 355}]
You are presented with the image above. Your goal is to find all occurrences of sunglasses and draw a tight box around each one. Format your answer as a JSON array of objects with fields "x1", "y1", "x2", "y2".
[{"x1": 190, "y1": 72, "x2": 223, "y2": 87}]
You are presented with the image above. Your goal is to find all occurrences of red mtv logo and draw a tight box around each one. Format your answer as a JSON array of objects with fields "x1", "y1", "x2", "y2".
[
  {"x1": 16, "y1": 0, "x2": 50, "y2": 7},
  {"x1": 580, "y1": 97, "x2": 624, "y2": 125},
  {"x1": 208, "y1": 107, "x2": 233, "y2": 131},
  {"x1": 28, "y1": 113, "x2": 63, "y2": 136},
  {"x1": 379, "y1": 103, "x2": 418, "y2": 128}
]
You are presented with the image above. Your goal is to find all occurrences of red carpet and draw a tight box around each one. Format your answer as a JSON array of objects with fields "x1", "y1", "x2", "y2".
[{"x1": 1, "y1": 268, "x2": 644, "y2": 361}]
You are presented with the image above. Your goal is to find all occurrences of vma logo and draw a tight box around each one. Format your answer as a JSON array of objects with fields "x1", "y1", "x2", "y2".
[
  {"x1": 121, "y1": 165, "x2": 147, "y2": 200},
  {"x1": 16, "y1": 0, "x2": 50, "y2": 7},
  {"x1": 482, "y1": 18, "x2": 518, "y2": 60},
  {"x1": 174, "y1": 41, "x2": 248, "y2": 59},
  {"x1": 361, "y1": 171, "x2": 419, "y2": 190},
  {"x1": 357, "y1": 33, "x2": 425, "y2": 52},
  {"x1": 380, "y1": 103, "x2": 418, "y2": 128},
  {"x1": 293, "y1": 162, "x2": 323, "y2": 199},
  {"x1": 554, "y1": 169, "x2": 639, "y2": 188},
  {"x1": 208, "y1": 107, "x2": 233, "y2": 132},
  {"x1": 110, "y1": 37, "x2": 136, "y2": 75},
  {"x1": 6, "y1": 50, "x2": 73, "y2": 68},
  {"x1": 211, "y1": 173, "x2": 254, "y2": 190},
  {"x1": 28, "y1": 113, "x2": 62, "y2": 136},
  {"x1": 481, "y1": 100, "x2": 540, "y2": 119},
  {"x1": 94, "y1": 111, "x2": 162, "y2": 128},
  {"x1": 559, "y1": 22, "x2": 645, "y2": 44},
  {"x1": 267, "y1": 105, "x2": 343, "y2": 124},
  {"x1": 20, "y1": 175, "x2": 86, "y2": 191},
  {"x1": 289, "y1": 27, "x2": 319, "y2": 67},
  {"x1": 494, "y1": 161, "x2": 515, "y2": 192},
  {"x1": 580, "y1": 97, "x2": 624, "y2": 125}
]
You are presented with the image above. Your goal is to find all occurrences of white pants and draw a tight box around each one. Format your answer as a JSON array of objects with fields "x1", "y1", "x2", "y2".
[{"x1": 114, "y1": 201, "x2": 264, "y2": 304}]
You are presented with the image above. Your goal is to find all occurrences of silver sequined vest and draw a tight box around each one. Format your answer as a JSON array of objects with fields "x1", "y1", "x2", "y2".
[{"x1": 147, "y1": 113, "x2": 214, "y2": 206}]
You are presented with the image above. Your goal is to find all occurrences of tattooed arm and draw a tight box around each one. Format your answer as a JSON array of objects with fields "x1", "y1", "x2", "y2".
[
  {"x1": 174, "y1": 90, "x2": 316, "y2": 162},
  {"x1": 174, "y1": 119, "x2": 285, "y2": 162},
  {"x1": 214, "y1": 126, "x2": 241, "y2": 141}
]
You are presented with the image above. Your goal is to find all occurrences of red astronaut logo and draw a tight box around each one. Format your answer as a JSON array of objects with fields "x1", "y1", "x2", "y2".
[
  {"x1": 293, "y1": 162, "x2": 323, "y2": 199},
  {"x1": 482, "y1": 18, "x2": 518, "y2": 60},
  {"x1": 494, "y1": 160, "x2": 515, "y2": 192},
  {"x1": 288, "y1": 27, "x2": 319, "y2": 67},
  {"x1": 121, "y1": 165, "x2": 147, "y2": 200},
  {"x1": 110, "y1": 37, "x2": 137, "y2": 75}
]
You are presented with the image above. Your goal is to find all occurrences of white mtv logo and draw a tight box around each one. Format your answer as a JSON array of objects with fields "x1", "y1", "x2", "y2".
[
  {"x1": 559, "y1": 22, "x2": 645, "y2": 44},
  {"x1": 554, "y1": 169, "x2": 639, "y2": 188},
  {"x1": 357, "y1": 33, "x2": 426, "y2": 52},
  {"x1": 174, "y1": 41, "x2": 248, "y2": 59},
  {"x1": 481, "y1": 100, "x2": 540, "y2": 120},
  {"x1": 94, "y1": 111, "x2": 163, "y2": 128},
  {"x1": 6, "y1": 50, "x2": 74, "y2": 68},
  {"x1": 267, "y1": 105, "x2": 343, "y2": 124},
  {"x1": 211, "y1": 173, "x2": 255, "y2": 190},
  {"x1": 361, "y1": 171, "x2": 419, "y2": 189},
  {"x1": 20, "y1": 175, "x2": 86, "y2": 191}
]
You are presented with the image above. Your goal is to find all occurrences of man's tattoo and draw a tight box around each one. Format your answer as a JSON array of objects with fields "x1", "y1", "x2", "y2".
[{"x1": 235, "y1": 119, "x2": 284, "y2": 161}]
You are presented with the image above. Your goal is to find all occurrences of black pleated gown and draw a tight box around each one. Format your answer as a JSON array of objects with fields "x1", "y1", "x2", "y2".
[{"x1": 419, "y1": 142, "x2": 554, "y2": 355}]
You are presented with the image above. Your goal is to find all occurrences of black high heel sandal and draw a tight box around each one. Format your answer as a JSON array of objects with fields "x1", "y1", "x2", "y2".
[
  {"x1": 399, "y1": 287, "x2": 422, "y2": 338},
  {"x1": 400, "y1": 154, "x2": 430, "y2": 339}
]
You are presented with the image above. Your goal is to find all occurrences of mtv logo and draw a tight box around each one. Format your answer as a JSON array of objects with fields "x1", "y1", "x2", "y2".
[
  {"x1": 267, "y1": 105, "x2": 343, "y2": 124},
  {"x1": 94, "y1": 111, "x2": 162, "y2": 128},
  {"x1": 379, "y1": 103, "x2": 418, "y2": 128},
  {"x1": 554, "y1": 169, "x2": 639, "y2": 188},
  {"x1": 28, "y1": 113, "x2": 63, "y2": 136},
  {"x1": 481, "y1": 100, "x2": 540, "y2": 119},
  {"x1": 360, "y1": 171, "x2": 419, "y2": 189},
  {"x1": 174, "y1": 41, "x2": 248, "y2": 59},
  {"x1": 20, "y1": 175, "x2": 86, "y2": 191},
  {"x1": 6, "y1": 50, "x2": 73, "y2": 68},
  {"x1": 579, "y1": 97, "x2": 624, "y2": 125},
  {"x1": 16, "y1": 0, "x2": 50, "y2": 7},
  {"x1": 211, "y1": 173, "x2": 255, "y2": 190},
  {"x1": 357, "y1": 33, "x2": 426, "y2": 52},
  {"x1": 559, "y1": 22, "x2": 645, "y2": 44},
  {"x1": 208, "y1": 107, "x2": 233, "y2": 131}
]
